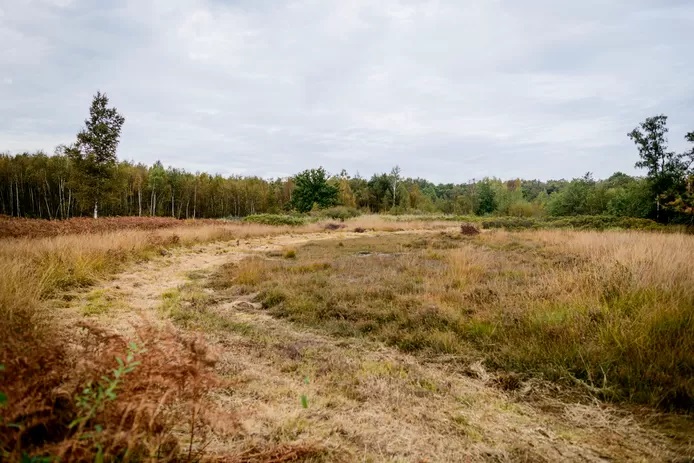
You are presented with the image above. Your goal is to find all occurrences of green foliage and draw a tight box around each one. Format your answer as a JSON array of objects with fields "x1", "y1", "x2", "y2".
[
  {"x1": 475, "y1": 179, "x2": 497, "y2": 215},
  {"x1": 480, "y1": 215, "x2": 663, "y2": 231},
  {"x1": 19, "y1": 453, "x2": 53, "y2": 463},
  {"x1": 0, "y1": 364, "x2": 6, "y2": 408},
  {"x1": 67, "y1": 92, "x2": 125, "y2": 218},
  {"x1": 506, "y1": 200, "x2": 539, "y2": 218},
  {"x1": 1, "y1": 113, "x2": 691, "y2": 222},
  {"x1": 317, "y1": 206, "x2": 360, "y2": 221},
  {"x1": 545, "y1": 216, "x2": 662, "y2": 231},
  {"x1": 546, "y1": 173, "x2": 595, "y2": 216},
  {"x1": 480, "y1": 217, "x2": 540, "y2": 230},
  {"x1": 628, "y1": 115, "x2": 693, "y2": 222},
  {"x1": 70, "y1": 342, "x2": 143, "y2": 431},
  {"x1": 243, "y1": 214, "x2": 307, "y2": 226},
  {"x1": 291, "y1": 167, "x2": 338, "y2": 213},
  {"x1": 606, "y1": 178, "x2": 654, "y2": 218}
]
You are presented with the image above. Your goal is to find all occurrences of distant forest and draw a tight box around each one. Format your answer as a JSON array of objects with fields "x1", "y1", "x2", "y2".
[{"x1": 1, "y1": 93, "x2": 693, "y2": 223}]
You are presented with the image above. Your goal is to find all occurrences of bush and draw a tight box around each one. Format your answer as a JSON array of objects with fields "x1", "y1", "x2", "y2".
[
  {"x1": 480, "y1": 215, "x2": 664, "y2": 231},
  {"x1": 243, "y1": 214, "x2": 307, "y2": 226},
  {"x1": 480, "y1": 217, "x2": 540, "y2": 230},
  {"x1": 544, "y1": 216, "x2": 663, "y2": 231},
  {"x1": 317, "y1": 206, "x2": 360, "y2": 221},
  {"x1": 507, "y1": 201, "x2": 542, "y2": 218},
  {"x1": 460, "y1": 223, "x2": 480, "y2": 236}
]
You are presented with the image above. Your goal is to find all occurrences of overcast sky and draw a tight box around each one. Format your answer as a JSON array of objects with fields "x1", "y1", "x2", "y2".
[{"x1": 1, "y1": 0, "x2": 692, "y2": 182}]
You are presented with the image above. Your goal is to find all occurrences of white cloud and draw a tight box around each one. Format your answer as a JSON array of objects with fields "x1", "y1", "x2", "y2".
[{"x1": 0, "y1": 0, "x2": 693, "y2": 182}]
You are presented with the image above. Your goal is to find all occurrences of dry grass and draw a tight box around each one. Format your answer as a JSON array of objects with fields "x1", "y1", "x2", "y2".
[
  {"x1": 0, "y1": 216, "x2": 454, "y2": 459},
  {"x1": 0, "y1": 216, "x2": 414, "y2": 333},
  {"x1": 168, "y1": 241, "x2": 692, "y2": 461},
  {"x1": 216, "y1": 229, "x2": 694, "y2": 410}
]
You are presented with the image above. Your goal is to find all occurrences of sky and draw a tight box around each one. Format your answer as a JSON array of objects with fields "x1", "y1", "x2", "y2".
[{"x1": 1, "y1": 0, "x2": 693, "y2": 183}]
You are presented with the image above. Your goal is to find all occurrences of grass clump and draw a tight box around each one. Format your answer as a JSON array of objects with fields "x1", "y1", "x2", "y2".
[
  {"x1": 283, "y1": 248, "x2": 297, "y2": 259},
  {"x1": 82, "y1": 289, "x2": 115, "y2": 316}
]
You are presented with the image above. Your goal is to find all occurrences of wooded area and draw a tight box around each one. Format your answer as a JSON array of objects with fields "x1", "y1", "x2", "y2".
[
  {"x1": 1, "y1": 94, "x2": 692, "y2": 223},
  {"x1": 3, "y1": 151, "x2": 691, "y2": 223}
]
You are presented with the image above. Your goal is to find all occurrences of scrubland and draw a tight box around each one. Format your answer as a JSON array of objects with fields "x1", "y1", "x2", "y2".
[
  {"x1": 224, "y1": 229, "x2": 693, "y2": 409},
  {"x1": 1, "y1": 217, "x2": 692, "y2": 461}
]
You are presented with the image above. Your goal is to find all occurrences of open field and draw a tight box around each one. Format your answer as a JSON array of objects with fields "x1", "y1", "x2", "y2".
[
  {"x1": 221, "y1": 230, "x2": 694, "y2": 409},
  {"x1": 1, "y1": 218, "x2": 693, "y2": 461}
]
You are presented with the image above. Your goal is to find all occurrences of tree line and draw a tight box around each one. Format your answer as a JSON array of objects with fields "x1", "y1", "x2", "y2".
[{"x1": 1, "y1": 93, "x2": 692, "y2": 223}]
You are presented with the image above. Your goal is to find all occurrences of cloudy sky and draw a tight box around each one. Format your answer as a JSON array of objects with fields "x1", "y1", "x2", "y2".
[{"x1": 1, "y1": 0, "x2": 692, "y2": 182}]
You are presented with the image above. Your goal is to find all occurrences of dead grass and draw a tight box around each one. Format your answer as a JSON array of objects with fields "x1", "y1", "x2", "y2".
[
  {"x1": 0, "y1": 216, "x2": 454, "y2": 459},
  {"x1": 215, "y1": 229, "x2": 694, "y2": 410}
]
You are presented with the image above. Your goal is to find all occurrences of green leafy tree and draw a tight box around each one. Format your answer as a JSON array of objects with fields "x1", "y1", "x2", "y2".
[
  {"x1": 475, "y1": 179, "x2": 497, "y2": 215},
  {"x1": 547, "y1": 173, "x2": 595, "y2": 216},
  {"x1": 666, "y1": 132, "x2": 694, "y2": 222},
  {"x1": 68, "y1": 91, "x2": 125, "y2": 218},
  {"x1": 607, "y1": 178, "x2": 656, "y2": 218},
  {"x1": 291, "y1": 167, "x2": 338, "y2": 213},
  {"x1": 628, "y1": 115, "x2": 687, "y2": 221},
  {"x1": 366, "y1": 173, "x2": 392, "y2": 212},
  {"x1": 389, "y1": 165, "x2": 401, "y2": 210}
]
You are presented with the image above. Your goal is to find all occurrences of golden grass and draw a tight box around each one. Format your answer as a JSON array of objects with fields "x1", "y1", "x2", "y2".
[{"x1": 217, "y1": 229, "x2": 694, "y2": 409}]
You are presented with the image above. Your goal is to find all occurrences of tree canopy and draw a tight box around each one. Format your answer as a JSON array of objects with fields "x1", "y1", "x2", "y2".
[
  {"x1": 291, "y1": 167, "x2": 338, "y2": 213},
  {"x1": 67, "y1": 91, "x2": 125, "y2": 218}
]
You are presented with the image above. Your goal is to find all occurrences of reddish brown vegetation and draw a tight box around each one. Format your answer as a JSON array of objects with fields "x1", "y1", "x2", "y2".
[
  {"x1": 0, "y1": 216, "x2": 222, "y2": 239},
  {"x1": 1, "y1": 322, "x2": 225, "y2": 461},
  {"x1": 459, "y1": 222, "x2": 481, "y2": 236}
]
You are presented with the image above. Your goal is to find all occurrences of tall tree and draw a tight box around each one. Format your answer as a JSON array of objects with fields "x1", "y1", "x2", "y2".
[
  {"x1": 666, "y1": 131, "x2": 694, "y2": 222},
  {"x1": 389, "y1": 165, "x2": 401, "y2": 210},
  {"x1": 68, "y1": 91, "x2": 125, "y2": 218},
  {"x1": 475, "y1": 179, "x2": 497, "y2": 215},
  {"x1": 291, "y1": 167, "x2": 338, "y2": 212},
  {"x1": 627, "y1": 115, "x2": 686, "y2": 221}
]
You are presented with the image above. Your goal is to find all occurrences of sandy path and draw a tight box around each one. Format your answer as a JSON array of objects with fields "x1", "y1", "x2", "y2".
[{"x1": 62, "y1": 229, "x2": 689, "y2": 462}]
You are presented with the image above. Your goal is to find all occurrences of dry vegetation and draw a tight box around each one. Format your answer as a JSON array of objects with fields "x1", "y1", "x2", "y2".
[
  {"x1": 0, "y1": 215, "x2": 227, "y2": 239},
  {"x1": 2, "y1": 216, "x2": 693, "y2": 460},
  {"x1": 220, "y1": 230, "x2": 694, "y2": 411},
  {"x1": 1, "y1": 216, "x2": 457, "y2": 460}
]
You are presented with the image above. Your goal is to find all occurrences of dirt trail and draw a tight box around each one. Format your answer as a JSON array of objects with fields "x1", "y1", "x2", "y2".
[{"x1": 62, "y1": 230, "x2": 690, "y2": 462}]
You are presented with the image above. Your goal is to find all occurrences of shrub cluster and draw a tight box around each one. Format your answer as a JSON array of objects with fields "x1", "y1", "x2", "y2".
[
  {"x1": 480, "y1": 215, "x2": 664, "y2": 231},
  {"x1": 243, "y1": 214, "x2": 308, "y2": 226},
  {"x1": 316, "y1": 206, "x2": 360, "y2": 221}
]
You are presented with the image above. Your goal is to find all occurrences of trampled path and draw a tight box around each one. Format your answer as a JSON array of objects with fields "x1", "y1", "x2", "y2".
[{"x1": 59, "y1": 229, "x2": 690, "y2": 462}]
